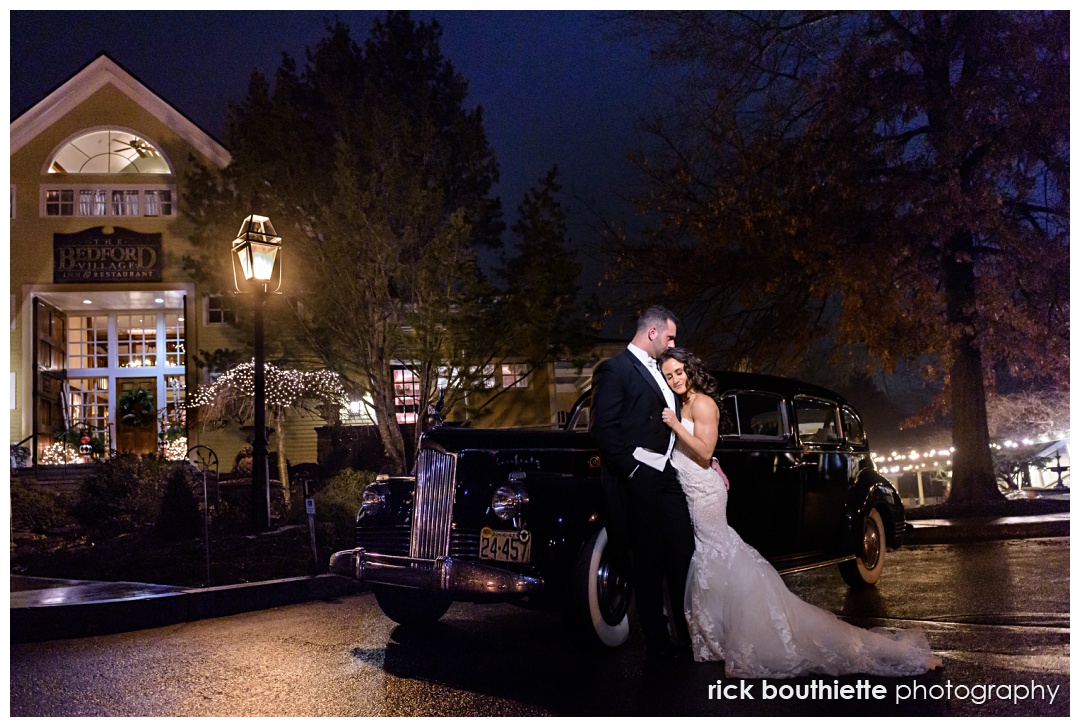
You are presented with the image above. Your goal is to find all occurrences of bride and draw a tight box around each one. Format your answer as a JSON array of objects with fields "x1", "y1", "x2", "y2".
[{"x1": 658, "y1": 348, "x2": 942, "y2": 679}]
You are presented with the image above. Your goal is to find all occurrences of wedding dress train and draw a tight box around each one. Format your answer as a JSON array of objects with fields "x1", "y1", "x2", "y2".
[{"x1": 673, "y1": 419, "x2": 942, "y2": 678}]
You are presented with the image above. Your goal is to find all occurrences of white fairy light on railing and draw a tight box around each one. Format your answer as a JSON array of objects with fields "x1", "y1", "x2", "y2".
[
  {"x1": 872, "y1": 428, "x2": 1067, "y2": 477},
  {"x1": 39, "y1": 442, "x2": 81, "y2": 465}
]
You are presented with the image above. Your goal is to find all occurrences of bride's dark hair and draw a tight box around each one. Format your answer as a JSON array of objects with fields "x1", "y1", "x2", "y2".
[{"x1": 659, "y1": 348, "x2": 718, "y2": 399}]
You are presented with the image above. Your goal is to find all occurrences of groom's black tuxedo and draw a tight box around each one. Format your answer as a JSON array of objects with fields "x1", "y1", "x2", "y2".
[
  {"x1": 591, "y1": 348, "x2": 680, "y2": 481},
  {"x1": 590, "y1": 347, "x2": 694, "y2": 654}
]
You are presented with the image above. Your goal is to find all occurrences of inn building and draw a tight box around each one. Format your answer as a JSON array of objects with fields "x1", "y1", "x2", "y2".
[{"x1": 10, "y1": 54, "x2": 598, "y2": 475}]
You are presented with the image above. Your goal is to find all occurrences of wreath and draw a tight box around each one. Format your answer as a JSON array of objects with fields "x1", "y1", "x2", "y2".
[{"x1": 118, "y1": 388, "x2": 155, "y2": 426}]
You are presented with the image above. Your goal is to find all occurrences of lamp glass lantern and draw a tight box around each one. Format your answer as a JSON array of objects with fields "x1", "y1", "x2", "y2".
[{"x1": 232, "y1": 214, "x2": 282, "y2": 292}]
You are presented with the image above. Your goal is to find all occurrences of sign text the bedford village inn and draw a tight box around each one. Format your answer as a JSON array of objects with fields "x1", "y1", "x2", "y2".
[{"x1": 53, "y1": 227, "x2": 163, "y2": 283}]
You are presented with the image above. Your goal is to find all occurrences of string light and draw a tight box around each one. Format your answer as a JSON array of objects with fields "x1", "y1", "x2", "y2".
[
  {"x1": 163, "y1": 436, "x2": 188, "y2": 461},
  {"x1": 189, "y1": 360, "x2": 348, "y2": 411},
  {"x1": 40, "y1": 442, "x2": 82, "y2": 465},
  {"x1": 872, "y1": 431, "x2": 1068, "y2": 475}
]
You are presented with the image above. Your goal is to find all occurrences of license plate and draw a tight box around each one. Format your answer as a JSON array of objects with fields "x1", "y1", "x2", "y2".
[{"x1": 479, "y1": 528, "x2": 532, "y2": 563}]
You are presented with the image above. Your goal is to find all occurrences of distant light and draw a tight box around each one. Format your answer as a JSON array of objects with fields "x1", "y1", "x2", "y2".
[
  {"x1": 155, "y1": 298, "x2": 164, "y2": 304},
  {"x1": 83, "y1": 299, "x2": 92, "y2": 304},
  {"x1": 178, "y1": 317, "x2": 184, "y2": 322}
]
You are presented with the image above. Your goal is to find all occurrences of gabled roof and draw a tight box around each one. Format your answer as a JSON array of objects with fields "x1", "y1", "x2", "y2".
[{"x1": 10, "y1": 53, "x2": 230, "y2": 168}]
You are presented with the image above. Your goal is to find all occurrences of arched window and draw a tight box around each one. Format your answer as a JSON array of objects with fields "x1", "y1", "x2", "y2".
[{"x1": 49, "y1": 129, "x2": 171, "y2": 174}]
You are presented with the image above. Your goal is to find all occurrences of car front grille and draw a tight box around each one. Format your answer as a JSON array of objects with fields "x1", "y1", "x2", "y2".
[
  {"x1": 357, "y1": 525, "x2": 480, "y2": 559},
  {"x1": 410, "y1": 447, "x2": 458, "y2": 559},
  {"x1": 356, "y1": 526, "x2": 411, "y2": 556}
]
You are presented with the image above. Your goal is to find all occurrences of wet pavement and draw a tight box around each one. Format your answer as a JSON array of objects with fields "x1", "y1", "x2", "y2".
[{"x1": 9, "y1": 497, "x2": 1069, "y2": 643}]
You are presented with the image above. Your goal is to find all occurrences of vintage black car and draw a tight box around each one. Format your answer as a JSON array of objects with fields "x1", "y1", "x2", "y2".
[{"x1": 330, "y1": 372, "x2": 905, "y2": 648}]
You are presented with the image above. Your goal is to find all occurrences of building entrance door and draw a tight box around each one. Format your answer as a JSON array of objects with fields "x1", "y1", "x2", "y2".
[
  {"x1": 32, "y1": 299, "x2": 67, "y2": 461},
  {"x1": 116, "y1": 377, "x2": 158, "y2": 454}
]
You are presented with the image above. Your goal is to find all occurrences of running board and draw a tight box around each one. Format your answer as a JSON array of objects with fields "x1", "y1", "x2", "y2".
[{"x1": 776, "y1": 555, "x2": 855, "y2": 576}]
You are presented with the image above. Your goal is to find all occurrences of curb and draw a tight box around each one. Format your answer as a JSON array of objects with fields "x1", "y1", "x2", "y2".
[
  {"x1": 904, "y1": 518, "x2": 1070, "y2": 546},
  {"x1": 10, "y1": 574, "x2": 361, "y2": 644},
  {"x1": 11, "y1": 516, "x2": 1069, "y2": 643}
]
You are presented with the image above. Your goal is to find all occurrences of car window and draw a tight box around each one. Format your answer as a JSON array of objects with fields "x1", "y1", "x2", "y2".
[
  {"x1": 841, "y1": 406, "x2": 867, "y2": 447},
  {"x1": 729, "y1": 392, "x2": 786, "y2": 440},
  {"x1": 794, "y1": 397, "x2": 841, "y2": 444},
  {"x1": 718, "y1": 395, "x2": 738, "y2": 435}
]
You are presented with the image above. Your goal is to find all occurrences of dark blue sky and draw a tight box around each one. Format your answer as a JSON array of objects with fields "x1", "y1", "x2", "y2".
[{"x1": 11, "y1": 10, "x2": 660, "y2": 265}]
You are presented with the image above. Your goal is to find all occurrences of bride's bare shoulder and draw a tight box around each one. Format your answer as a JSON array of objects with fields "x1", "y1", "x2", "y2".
[{"x1": 691, "y1": 395, "x2": 719, "y2": 421}]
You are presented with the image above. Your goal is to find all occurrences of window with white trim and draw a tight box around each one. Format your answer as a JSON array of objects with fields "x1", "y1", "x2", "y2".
[
  {"x1": 205, "y1": 295, "x2": 237, "y2": 325},
  {"x1": 164, "y1": 375, "x2": 187, "y2": 423},
  {"x1": 164, "y1": 314, "x2": 185, "y2": 367},
  {"x1": 501, "y1": 363, "x2": 529, "y2": 389},
  {"x1": 393, "y1": 365, "x2": 421, "y2": 424},
  {"x1": 41, "y1": 185, "x2": 176, "y2": 218},
  {"x1": 67, "y1": 315, "x2": 109, "y2": 369},
  {"x1": 66, "y1": 377, "x2": 111, "y2": 446},
  {"x1": 45, "y1": 189, "x2": 74, "y2": 216},
  {"x1": 117, "y1": 314, "x2": 157, "y2": 368},
  {"x1": 144, "y1": 189, "x2": 173, "y2": 216},
  {"x1": 49, "y1": 130, "x2": 171, "y2": 174}
]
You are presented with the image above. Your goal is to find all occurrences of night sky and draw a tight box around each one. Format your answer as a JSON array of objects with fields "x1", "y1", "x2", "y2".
[
  {"x1": 11, "y1": 10, "x2": 661, "y2": 266},
  {"x1": 7, "y1": 9, "x2": 951, "y2": 439}
]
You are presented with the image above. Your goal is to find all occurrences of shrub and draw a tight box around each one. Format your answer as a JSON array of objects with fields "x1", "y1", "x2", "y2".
[
  {"x1": 313, "y1": 468, "x2": 377, "y2": 550},
  {"x1": 156, "y1": 465, "x2": 204, "y2": 541},
  {"x1": 10, "y1": 482, "x2": 73, "y2": 533},
  {"x1": 73, "y1": 454, "x2": 175, "y2": 537}
]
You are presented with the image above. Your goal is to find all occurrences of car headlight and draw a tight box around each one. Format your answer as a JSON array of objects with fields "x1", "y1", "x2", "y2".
[
  {"x1": 360, "y1": 482, "x2": 389, "y2": 518},
  {"x1": 492, "y1": 483, "x2": 529, "y2": 520}
]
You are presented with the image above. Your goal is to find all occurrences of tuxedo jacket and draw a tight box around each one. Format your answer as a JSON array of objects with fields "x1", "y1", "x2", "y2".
[{"x1": 589, "y1": 348, "x2": 681, "y2": 481}]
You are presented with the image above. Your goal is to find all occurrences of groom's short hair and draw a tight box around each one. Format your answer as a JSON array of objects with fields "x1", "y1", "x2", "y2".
[{"x1": 636, "y1": 305, "x2": 679, "y2": 334}]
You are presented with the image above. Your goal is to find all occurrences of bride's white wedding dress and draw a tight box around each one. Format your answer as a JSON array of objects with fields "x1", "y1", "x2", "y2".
[{"x1": 673, "y1": 419, "x2": 942, "y2": 678}]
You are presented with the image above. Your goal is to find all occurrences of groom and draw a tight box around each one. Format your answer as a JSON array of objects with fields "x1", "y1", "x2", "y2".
[{"x1": 590, "y1": 305, "x2": 695, "y2": 661}]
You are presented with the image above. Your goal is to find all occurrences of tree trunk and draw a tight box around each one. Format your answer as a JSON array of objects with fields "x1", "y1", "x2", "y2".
[
  {"x1": 271, "y1": 409, "x2": 291, "y2": 512},
  {"x1": 944, "y1": 231, "x2": 1003, "y2": 503},
  {"x1": 369, "y1": 362, "x2": 407, "y2": 472}
]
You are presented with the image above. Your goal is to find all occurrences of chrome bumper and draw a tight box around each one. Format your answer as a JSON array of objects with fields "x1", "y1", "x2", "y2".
[{"x1": 329, "y1": 548, "x2": 544, "y2": 598}]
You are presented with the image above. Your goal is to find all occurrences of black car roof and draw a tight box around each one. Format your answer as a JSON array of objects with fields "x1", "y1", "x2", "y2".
[{"x1": 710, "y1": 371, "x2": 851, "y2": 406}]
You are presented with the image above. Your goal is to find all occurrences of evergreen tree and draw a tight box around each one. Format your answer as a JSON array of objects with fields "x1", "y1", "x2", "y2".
[{"x1": 182, "y1": 13, "x2": 555, "y2": 470}]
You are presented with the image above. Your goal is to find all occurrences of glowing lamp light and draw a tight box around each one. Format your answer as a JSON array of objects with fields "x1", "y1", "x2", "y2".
[{"x1": 231, "y1": 214, "x2": 282, "y2": 292}]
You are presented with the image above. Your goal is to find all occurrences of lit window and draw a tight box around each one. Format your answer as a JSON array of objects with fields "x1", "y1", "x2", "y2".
[
  {"x1": 165, "y1": 314, "x2": 185, "y2": 367},
  {"x1": 164, "y1": 375, "x2": 187, "y2": 422},
  {"x1": 49, "y1": 130, "x2": 171, "y2": 174},
  {"x1": 393, "y1": 365, "x2": 421, "y2": 424},
  {"x1": 67, "y1": 315, "x2": 109, "y2": 369},
  {"x1": 42, "y1": 185, "x2": 176, "y2": 218},
  {"x1": 502, "y1": 363, "x2": 529, "y2": 389},
  {"x1": 111, "y1": 189, "x2": 140, "y2": 216},
  {"x1": 144, "y1": 189, "x2": 172, "y2": 216},
  {"x1": 66, "y1": 377, "x2": 111, "y2": 450},
  {"x1": 79, "y1": 189, "x2": 107, "y2": 216},
  {"x1": 117, "y1": 314, "x2": 157, "y2": 367}
]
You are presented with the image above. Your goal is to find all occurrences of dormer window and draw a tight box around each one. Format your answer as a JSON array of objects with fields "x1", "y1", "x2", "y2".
[{"x1": 48, "y1": 129, "x2": 171, "y2": 175}]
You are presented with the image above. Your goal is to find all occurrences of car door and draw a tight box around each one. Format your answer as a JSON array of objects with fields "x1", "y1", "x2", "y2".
[
  {"x1": 720, "y1": 390, "x2": 800, "y2": 558},
  {"x1": 791, "y1": 396, "x2": 850, "y2": 555}
]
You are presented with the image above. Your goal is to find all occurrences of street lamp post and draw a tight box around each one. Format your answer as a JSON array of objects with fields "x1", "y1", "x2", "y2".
[{"x1": 231, "y1": 214, "x2": 282, "y2": 531}]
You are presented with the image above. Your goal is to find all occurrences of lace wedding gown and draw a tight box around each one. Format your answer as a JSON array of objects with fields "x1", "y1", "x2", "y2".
[{"x1": 673, "y1": 419, "x2": 942, "y2": 678}]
